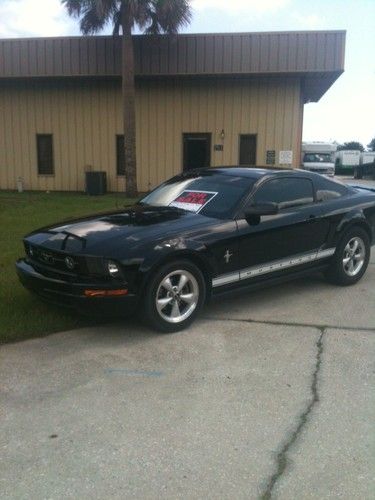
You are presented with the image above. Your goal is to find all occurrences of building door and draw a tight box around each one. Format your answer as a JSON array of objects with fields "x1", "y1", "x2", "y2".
[
  {"x1": 239, "y1": 134, "x2": 257, "y2": 166},
  {"x1": 183, "y1": 133, "x2": 211, "y2": 171}
]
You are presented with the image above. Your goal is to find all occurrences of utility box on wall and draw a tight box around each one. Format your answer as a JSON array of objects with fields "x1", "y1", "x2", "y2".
[{"x1": 85, "y1": 171, "x2": 107, "y2": 196}]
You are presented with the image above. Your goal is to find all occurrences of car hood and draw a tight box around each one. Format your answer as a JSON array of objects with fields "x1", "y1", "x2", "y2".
[{"x1": 25, "y1": 205, "x2": 209, "y2": 255}]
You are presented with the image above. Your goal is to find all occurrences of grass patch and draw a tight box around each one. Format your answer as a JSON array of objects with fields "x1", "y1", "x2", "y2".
[{"x1": 0, "y1": 191, "x2": 136, "y2": 344}]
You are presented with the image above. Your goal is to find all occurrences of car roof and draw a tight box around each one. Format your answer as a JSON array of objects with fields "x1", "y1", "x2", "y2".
[{"x1": 196, "y1": 167, "x2": 298, "y2": 179}]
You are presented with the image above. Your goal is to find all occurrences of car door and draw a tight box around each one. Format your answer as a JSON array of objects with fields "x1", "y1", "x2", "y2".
[{"x1": 236, "y1": 176, "x2": 330, "y2": 280}]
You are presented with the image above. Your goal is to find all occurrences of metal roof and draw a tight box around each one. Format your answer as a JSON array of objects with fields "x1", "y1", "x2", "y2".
[{"x1": 0, "y1": 31, "x2": 345, "y2": 102}]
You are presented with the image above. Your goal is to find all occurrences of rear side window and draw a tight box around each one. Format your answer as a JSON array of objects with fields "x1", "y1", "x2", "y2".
[
  {"x1": 314, "y1": 176, "x2": 349, "y2": 201},
  {"x1": 253, "y1": 177, "x2": 314, "y2": 209}
]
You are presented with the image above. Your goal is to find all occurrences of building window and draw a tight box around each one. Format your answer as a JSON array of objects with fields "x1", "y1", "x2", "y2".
[
  {"x1": 239, "y1": 134, "x2": 257, "y2": 166},
  {"x1": 116, "y1": 135, "x2": 125, "y2": 176},
  {"x1": 37, "y1": 134, "x2": 54, "y2": 175}
]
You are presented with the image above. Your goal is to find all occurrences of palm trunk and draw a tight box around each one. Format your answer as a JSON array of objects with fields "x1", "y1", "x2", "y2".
[{"x1": 122, "y1": 7, "x2": 138, "y2": 197}]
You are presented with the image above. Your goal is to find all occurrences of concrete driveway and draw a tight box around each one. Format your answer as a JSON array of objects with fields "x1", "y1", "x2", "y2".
[{"x1": 2, "y1": 235, "x2": 375, "y2": 499}]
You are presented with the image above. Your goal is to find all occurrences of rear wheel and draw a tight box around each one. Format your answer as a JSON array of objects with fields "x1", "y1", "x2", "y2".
[
  {"x1": 325, "y1": 227, "x2": 370, "y2": 285},
  {"x1": 142, "y1": 260, "x2": 206, "y2": 332}
]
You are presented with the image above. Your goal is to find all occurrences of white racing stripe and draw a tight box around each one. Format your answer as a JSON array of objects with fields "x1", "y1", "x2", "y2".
[
  {"x1": 211, "y1": 271, "x2": 240, "y2": 287},
  {"x1": 212, "y1": 248, "x2": 336, "y2": 288}
]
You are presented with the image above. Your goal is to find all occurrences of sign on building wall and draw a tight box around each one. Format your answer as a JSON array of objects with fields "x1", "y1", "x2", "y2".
[
  {"x1": 279, "y1": 150, "x2": 293, "y2": 165},
  {"x1": 266, "y1": 150, "x2": 276, "y2": 165}
]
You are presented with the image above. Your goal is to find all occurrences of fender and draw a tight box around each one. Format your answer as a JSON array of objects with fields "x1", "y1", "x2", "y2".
[
  {"x1": 134, "y1": 237, "x2": 214, "y2": 298},
  {"x1": 333, "y1": 209, "x2": 372, "y2": 245}
]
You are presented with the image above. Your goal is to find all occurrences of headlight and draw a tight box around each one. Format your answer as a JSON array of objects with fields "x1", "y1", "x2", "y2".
[{"x1": 107, "y1": 260, "x2": 120, "y2": 277}]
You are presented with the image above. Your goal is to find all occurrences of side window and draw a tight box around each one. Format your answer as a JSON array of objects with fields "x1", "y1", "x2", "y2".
[
  {"x1": 315, "y1": 177, "x2": 349, "y2": 202},
  {"x1": 253, "y1": 177, "x2": 314, "y2": 209}
]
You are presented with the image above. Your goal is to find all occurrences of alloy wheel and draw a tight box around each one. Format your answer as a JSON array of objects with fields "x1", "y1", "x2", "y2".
[
  {"x1": 156, "y1": 270, "x2": 199, "y2": 324},
  {"x1": 342, "y1": 237, "x2": 366, "y2": 277}
]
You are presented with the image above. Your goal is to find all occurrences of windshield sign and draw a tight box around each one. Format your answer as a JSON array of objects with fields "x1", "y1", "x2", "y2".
[{"x1": 169, "y1": 190, "x2": 218, "y2": 213}]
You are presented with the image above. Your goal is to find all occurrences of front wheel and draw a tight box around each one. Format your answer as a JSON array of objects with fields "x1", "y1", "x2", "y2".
[
  {"x1": 325, "y1": 227, "x2": 370, "y2": 286},
  {"x1": 141, "y1": 260, "x2": 206, "y2": 332}
]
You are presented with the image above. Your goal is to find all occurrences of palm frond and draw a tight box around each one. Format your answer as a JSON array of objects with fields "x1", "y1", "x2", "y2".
[
  {"x1": 148, "y1": 0, "x2": 192, "y2": 34},
  {"x1": 62, "y1": 0, "x2": 193, "y2": 36},
  {"x1": 112, "y1": 8, "x2": 122, "y2": 35},
  {"x1": 95, "y1": 0, "x2": 118, "y2": 19},
  {"x1": 131, "y1": 0, "x2": 153, "y2": 29},
  {"x1": 80, "y1": 7, "x2": 107, "y2": 34},
  {"x1": 61, "y1": 0, "x2": 84, "y2": 16},
  {"x1": 62, "y1": 0, "x2": 119, "y2": 33}
]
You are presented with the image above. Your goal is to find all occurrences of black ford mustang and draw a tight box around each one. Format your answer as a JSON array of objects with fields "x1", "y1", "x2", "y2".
[{"x1": 16, "y1": 168, "x2": 375, "y2": 332}]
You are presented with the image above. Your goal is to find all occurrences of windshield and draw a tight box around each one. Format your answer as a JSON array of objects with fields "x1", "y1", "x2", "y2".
[
  {"x1": 140, "y1": 172, "x2": 255, "y2": 218},
  {"x1": 303, "y1": 153, "x2": 332, "y2": 163}
]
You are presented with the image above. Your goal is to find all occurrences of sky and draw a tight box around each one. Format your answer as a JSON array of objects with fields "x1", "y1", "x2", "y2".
[{"x1": 0, "y1": 0, "x2": 374, "y2": 148}]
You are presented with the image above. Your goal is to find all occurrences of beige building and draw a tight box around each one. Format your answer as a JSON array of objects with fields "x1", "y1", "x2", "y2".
[{"x1": 0, "y1": 31, "x2": 345, "y2": 192}]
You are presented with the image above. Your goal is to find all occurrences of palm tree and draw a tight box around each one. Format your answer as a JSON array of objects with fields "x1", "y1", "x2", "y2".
[{"x1": 62, "y1": 0, "x2": 192, "y2": 196}]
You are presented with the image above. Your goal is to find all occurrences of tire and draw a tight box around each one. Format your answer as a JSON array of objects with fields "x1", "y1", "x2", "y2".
[
  {"x1": 141, "y1": 260, "x2": 206, "y2": 332},
  {"x1": 325, "y1": 226, "x2": 370, "y2": 286}
]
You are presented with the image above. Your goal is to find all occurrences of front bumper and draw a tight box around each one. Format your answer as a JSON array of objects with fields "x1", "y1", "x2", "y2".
[{"x1": 16, "y1": 259, "x2": 138, "y2": 316}]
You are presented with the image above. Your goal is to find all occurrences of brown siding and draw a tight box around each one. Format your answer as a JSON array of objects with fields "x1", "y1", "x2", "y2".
[
  {"x1": 0, "y1": 32, "x2": 345, "y2": 101},
  {"x1": 0, "y1": 32, "x2": 346, "y2": 104},
  {"x1": 0, "y1": 77, "x2": 301, "y2": 192}
]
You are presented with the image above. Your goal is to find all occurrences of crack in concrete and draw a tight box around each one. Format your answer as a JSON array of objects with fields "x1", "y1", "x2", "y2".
[
  {"x1": 259, "y1": 327, "x2": 326, "y2": 500},
  {"x1": 202, "y1": 315, "x2": 375, "y2": 332},
  {"x1": 200, "y1": 315, "x2": 374, "y2": 496}
]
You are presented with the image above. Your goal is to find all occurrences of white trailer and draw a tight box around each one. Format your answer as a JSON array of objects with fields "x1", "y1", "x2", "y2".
[
  {"x1": 360, "y1": 152, "x2": 375, "y2": 165},
  {"x1": 354, "y1": 152, "x2": 375, "y2": 179},
  {"x1": 301, "y1": 142, "x2": 337, "y2": 177},
  {"x1": 335, "y1": 150, "x2": 361, "y2": 175}
]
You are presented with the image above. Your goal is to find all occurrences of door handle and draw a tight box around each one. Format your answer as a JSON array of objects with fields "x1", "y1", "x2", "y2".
[{"x1": 307, "y1": 214, "x2": 316, "y2": 222}]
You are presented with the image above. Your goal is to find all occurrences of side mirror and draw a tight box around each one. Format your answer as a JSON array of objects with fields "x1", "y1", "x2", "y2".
[{"x1": 244, "y1": 202, "x2": 278, "y2": 217}]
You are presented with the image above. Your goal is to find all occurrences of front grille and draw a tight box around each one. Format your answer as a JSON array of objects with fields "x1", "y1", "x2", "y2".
[{"x1": 25, "y1": 243, "x2": 89, "y2": 276}]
